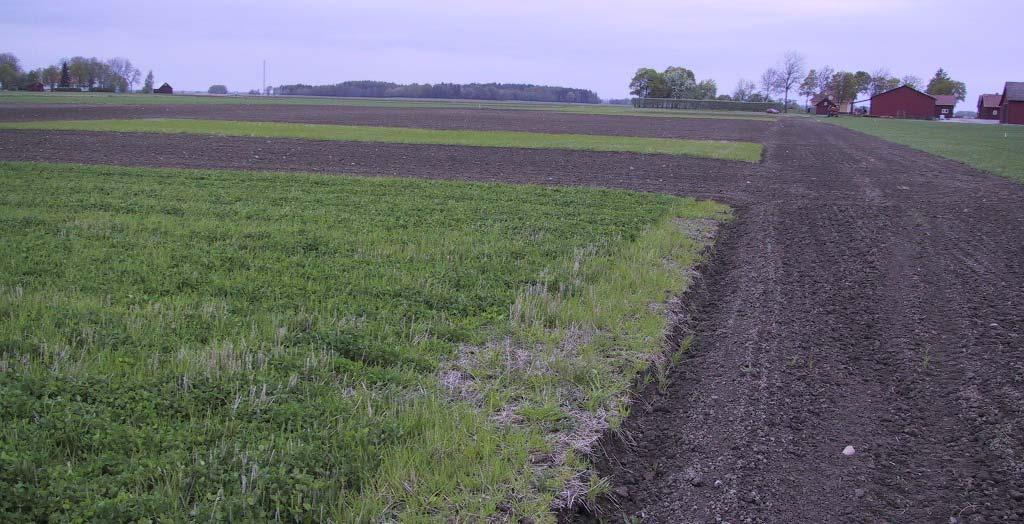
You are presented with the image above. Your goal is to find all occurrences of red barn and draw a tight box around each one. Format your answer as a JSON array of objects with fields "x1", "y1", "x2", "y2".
[
  {"x1": 977, "y1": 93, "x2": 1002, "y2": 120},
  {"x1": 154, "y1": 82, "x2": 173, "y2": 94},
  {"x1": 931, "y1": 94, "x2": 957, "y2": 118},
  {"x1": 1000, "y1": 82, "x2": 1024, "y2": 125},
  {"x1": 869, "y1": 85, "x2": 936, "y2": 119},
  {"x1": 25, "y1": 82, "x2": 44, "y2": 92}
]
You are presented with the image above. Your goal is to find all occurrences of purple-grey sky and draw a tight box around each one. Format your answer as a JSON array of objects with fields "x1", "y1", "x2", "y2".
[{"x1": 3, "y1": 0, "x2": 1021, "y2": 108}]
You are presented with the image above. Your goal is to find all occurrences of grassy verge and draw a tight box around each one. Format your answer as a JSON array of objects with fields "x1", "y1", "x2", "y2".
[
  {"x1": 822, "y1": 117, "x2": 1024, "y2": 183},
  {"x1": 0, "y1": 92, "x2": 776, "y2": 121},
  {"x1": 0, "y1": 119, "x2": 763, "y2": 162},
  {"x1": 0, "y1": 161, "x2": 729, "y2": 522}
]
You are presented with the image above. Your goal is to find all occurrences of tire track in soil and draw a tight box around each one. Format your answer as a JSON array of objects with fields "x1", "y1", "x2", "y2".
[{"x1": 1, "y1": 116, "x2": 1023, "y2": 522}]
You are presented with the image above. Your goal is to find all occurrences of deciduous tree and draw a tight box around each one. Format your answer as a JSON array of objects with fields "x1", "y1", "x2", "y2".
[
  {"x1": 41, "y1": 65, "x2": 61, "y2": 90},
  {"x1": 869, "y1": 69, "x2": 900, "y2": 96},
  {"x1": 826, "y1": 71, "x2": 860, "y2": 104},
  {"x1": 901, "y1": 75, "x2": 923, "y2": 90},
  {"x1": 732, "y1": 79, "x2": 756, "y2": 101},
  {"x1": 760, "y1": 68, "x2": 778, "y2": 101},
  {"x1": 663, "y1": 66, "x2": 696, "y2": 99},
  {"x1": 142, "y1": 70, "x2": 154, "y2": 93},
  {"x1": 799, "y1": 69, "x2": 818, "y2": 107},
  {"x1": 926, "y1": 68, "x2": 966, "y2": 101},
  {"x1": 773, "y1": 51, "x2": 805, "y2": 112},
  {"x1": 695, "y1": 79, "x2": 717, "y2": 99},
  {"x1": 0, "y1": 52, "x2": 23, "y2": 90},
  {"x1": 629, "y1": 68, "x2": 663, "y2": 98},
  {"x1": 816, "y1": 65, "x2": 835, "y2": 96}
]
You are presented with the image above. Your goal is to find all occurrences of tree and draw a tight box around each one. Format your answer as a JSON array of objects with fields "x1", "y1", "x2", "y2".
[
  {"x1": 41, "y1": 65, "x2": 61, "y2": 90},
  {"x1": 853, "y1": 71, "x2": 872, "y2": 98},
  {"x1": 125, "y1": 65, "x2": 141, "y2": 92},
  {"x1": 799, "y1": 69, "x2": 818, "y2": 107},
  {"x1": 760, "y1": 68, "x2": 778, "y2": 101},
  {"x1": 694, "y1": 79, "x2": 717, "y2": 99},
  {"x1": 105, "y1": 58, "x2": 139, "y2": 92},
  {"x1": 773, "y1": 51, "x2": 805, "y2": 112},
  {"x1": 663, "y1": 66, "x2": 696, "y2": 99},
  {"x1": 824, "y1": 71, "x2": 859, "y2": 106},
  {"x1": 629, "y1": 68, "x2": 665, "y2": 98},
  {"x1": 208, "y1": 84, "x2": 228, "y2": 94},
  {"x1": 816, "y1": 65, "x2": 835, "y2": 96},
  {"x1": 142, "y1": 70, "x2": 154, "y2": 93},
  {"x1": 0, "y1": 52, "x2": 23, "y2": 90},
  {"x1": 926, "y1": 68, "x2": 966, "y2": 101},
  {"x1": 869, "y1": 69, "x2": 901, "y2": 96},
  {"x1": 58, "y1": 61, "x2": 71, "y2": 88},
  {"x1": 22, "y1": 69, "x2": 41, "y2": 85},
  {"x1": 732, "y1": 79, "x2": 756, "y2": 101},
  {"x1": 901, "y1": 75, "x2": 923, "y2": 90}
]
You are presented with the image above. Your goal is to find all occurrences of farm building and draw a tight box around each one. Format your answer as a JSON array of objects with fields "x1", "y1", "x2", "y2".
[
  {"x1": 977, "y1": 93, "x2": 1002, "y2": 120},
  {"x1": 811, "y1": 94, "x2": 851, "y2": 114},
  {"x1": 931, "y1": 94, "x2": 957, "y2": 118},
  {"x1": 154, "y1": 83, "x2": 173, "y2": 94},
  {"x1": 1000, "y1": 82, "x2": 1024, "y2": 125},
  {"x1": 869, "y1": 85, "x2": 936, "y2": 119},
  {"x1": 812, "y1": 94, "x2": 851, "y2": 115},
  {"x1": 813, "y1": 95, "x2": 836, "y2": 115},
  {"x1": 24, "y1": 82, "x2": 45, "y2": 92}
]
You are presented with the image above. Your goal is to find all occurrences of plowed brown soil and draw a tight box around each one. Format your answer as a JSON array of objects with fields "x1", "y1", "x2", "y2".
[
  {"x1": 0, "y1": 103, "x2": 771, "y2": 141},
  {"x1": 1, "y1": 111, "x2": 1022, "y2": 523}
]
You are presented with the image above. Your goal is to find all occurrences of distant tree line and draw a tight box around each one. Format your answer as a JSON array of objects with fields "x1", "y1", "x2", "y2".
[
  {"x1": 0, "y1": 52, "x2": 149, "y2": 93},
  {"x1": 626, "y1": 52, "x2": 970, "y2": 115},
  {"x1": 275, "y1": 81, "x2": 601, "y2": 104},
  {"x1": 793, "y1": 66, "x2": 964, "y2": 108}
]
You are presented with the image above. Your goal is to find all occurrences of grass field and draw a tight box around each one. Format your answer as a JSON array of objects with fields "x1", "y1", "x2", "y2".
[
  {"x1": 0, "y1": 92, "x2": 777, "y2": 121},
  {"x1": 822, "y1": 117, "x2": 1024, "y2": 183},
  {"x1": 0, "y1": 161, "x2": 729, "y2": 522},
  {"x1": 0, "y1": 119, "x2": 764, "y2": 161}
]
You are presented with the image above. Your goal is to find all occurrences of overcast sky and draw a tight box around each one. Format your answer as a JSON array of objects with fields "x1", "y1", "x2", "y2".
[{"x1": 3, "y1": 0, "x2": 1022, "y2": 108}]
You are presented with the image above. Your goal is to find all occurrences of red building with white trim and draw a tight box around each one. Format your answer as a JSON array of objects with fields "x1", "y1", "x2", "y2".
[
  {"x1": 978, "y1": 93, "x2": 1002, "y2": 120},
  {"x1": 931, "y1": 94, "x2": 957, "y2": 118}
]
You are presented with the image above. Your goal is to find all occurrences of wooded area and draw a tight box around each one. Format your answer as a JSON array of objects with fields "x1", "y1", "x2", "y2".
[
  {"x1": 0, "y1": 53, "x2": 148, "y2": 93},
  {"x1": 275, "y1": 81, "x2": 601, "y2": 103}
]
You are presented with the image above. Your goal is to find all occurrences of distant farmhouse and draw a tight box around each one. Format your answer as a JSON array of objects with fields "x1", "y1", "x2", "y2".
[
  {"x1": 1000, "y1": 82, "x2": 1024, "y2": 125},
  {"x1": 811, "y1": 94, "x2": 851, "y2": 115},
  {"x1": 931, "y1": 95, "x2": 957, "y2": 119},
  {"x1": 977, "y1": 93, "x2": 1002, "y2": 120},
  {"x1": 154, "y1": 82, "x2": 173, "y2": 94}
]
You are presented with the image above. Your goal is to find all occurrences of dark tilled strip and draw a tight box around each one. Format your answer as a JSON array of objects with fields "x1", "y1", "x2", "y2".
[
  {"x1": 0, "y1": 129, "x2": 763, "y2": 203},
  {"x1": 0, "y1": 103, "x2": 773, "y2": 141}
]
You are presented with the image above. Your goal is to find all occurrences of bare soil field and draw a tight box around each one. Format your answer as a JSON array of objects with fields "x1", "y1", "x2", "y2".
[
  {"x1": 0, "y1": 103, "x2": 771, "y2": 141},
  {"x1": 2, "y1": 112, "x2": 1022, "y2": 522}
]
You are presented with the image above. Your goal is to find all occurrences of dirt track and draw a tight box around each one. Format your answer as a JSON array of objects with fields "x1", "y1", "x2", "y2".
[
  {"x1": 0, "y1": 103, "x2": 771, "y2": 141},
  {"x1": 1, "y1": 113, "x2": 1022, "y2": 522}
]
